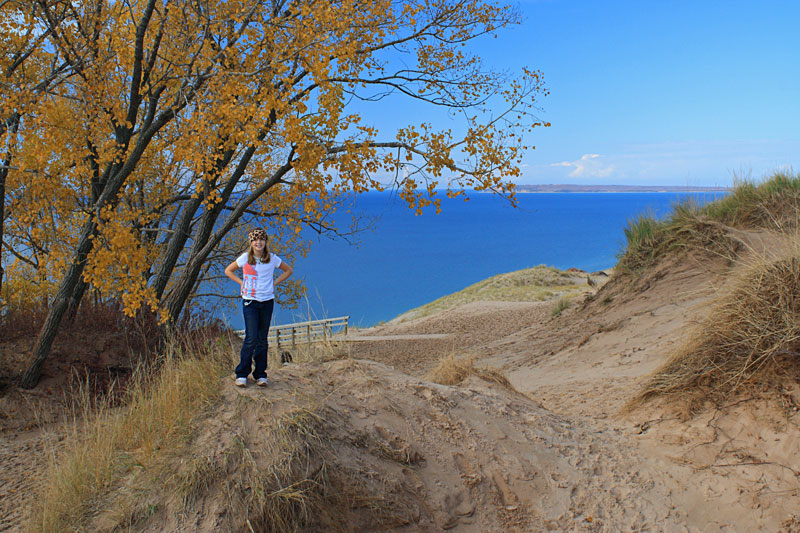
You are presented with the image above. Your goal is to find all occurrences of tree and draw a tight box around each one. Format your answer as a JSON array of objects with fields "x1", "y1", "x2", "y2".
[
  {"x1": 1, "y1": 1, "x2": 75, "y2": 301},
  {"x1": 1, "y1": 0, "x2": 548, "y2": 388}
]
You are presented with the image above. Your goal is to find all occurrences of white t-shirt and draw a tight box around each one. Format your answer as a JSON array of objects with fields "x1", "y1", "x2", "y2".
[{"x1": 236, "y1": 253, "x2": 282, "y2": 301}]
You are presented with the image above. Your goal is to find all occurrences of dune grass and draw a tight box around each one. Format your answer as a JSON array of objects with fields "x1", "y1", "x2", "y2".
[
  {"x1": 617, "y1": 172, "x2": 800, "y2": 275},
  {"x1": 28, "y1": 330, "x2": 233, "y2": 532},
  {"x1": 551, "y1": 297, "x2": 571, "y2": 317},
  {"x1": 396, "y1": 265, "x2": 585, "y2": 321},
  {"x1": 429, "y1": 353, "x2": 516, "y2": 392},
  {"x1": 636, "y1": 242, "x2": 800, "y2": 410},
  {"x1": 616, "y1": 202, "x2": 740, "y2": 275},
  {"x1": 618, "y1": 172, "x2": 800, "y2": 410},
  {"x1": 28, "y1": 333, "x2": 403, "y2": 532},
  {"x1": 702, "y1": 170, "x2": 800, "y2": 229}
]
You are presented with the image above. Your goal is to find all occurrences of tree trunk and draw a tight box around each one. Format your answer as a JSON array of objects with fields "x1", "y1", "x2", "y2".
[
  {"x1": 153, "y1": 195, "x2": 201, "y2": 300},
  {"x1": 20, "y1": 135, "x2": 156, "y2": 387},
  {"x1": 19, "y1": 223, "x2": 95, "y2": 388},
  {"x1": 160, "y1": 200, "x2": 234, "y2": 321},
  {"x1": 161, "y1": 256, "x2": 204, "y2": 322},
  {"x1": 66, "y1": 278, "x2": 89, "y2": 322}
]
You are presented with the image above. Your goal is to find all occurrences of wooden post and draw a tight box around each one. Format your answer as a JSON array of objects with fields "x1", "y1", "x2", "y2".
[{"x1": 291, "y1": 326, "x2": 296, "y2": 349}]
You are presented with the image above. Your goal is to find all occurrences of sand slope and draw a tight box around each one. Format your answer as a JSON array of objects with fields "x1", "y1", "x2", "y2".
[
  {"x1": 84, "y1": 359, "x2": 701, "y2": 531},
  {"x1": 338, "y1": 250, "x2": 800, "y2": 531}
]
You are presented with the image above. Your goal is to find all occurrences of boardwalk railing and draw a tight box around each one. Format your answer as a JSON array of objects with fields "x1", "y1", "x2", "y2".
[{"x1": 235, "y1": 316, "x2": 350, "y2": 349}]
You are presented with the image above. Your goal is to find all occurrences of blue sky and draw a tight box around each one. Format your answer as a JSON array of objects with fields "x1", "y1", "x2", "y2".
[
  {"x1": 366, "y1": 1, "x2": 800, "y2": 186},
  {"x1": 492, "y1": 0, "x2": 800, "y2": 185}
]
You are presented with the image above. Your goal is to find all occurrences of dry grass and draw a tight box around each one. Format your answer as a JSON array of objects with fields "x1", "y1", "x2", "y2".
[
  {"x1": 27, "y1": 330, "x2": 416, "y2": 532},
  {"x1": 223, "y1": 404, "x2": 340, "y2": 531},
  {"x1": 429, "y1": 353, "x2": 516, "y2": 392},
  {"x1": 27, "y1": 330, "x2": 233, "y2": 532},
  {"x1": 616, "y1": 202, "x2": 742, "y2": 276},
  {"x1": 637, "y1": 247, "x2": 800, "y2": 408},
  {"x1": 395, "y1": 265, "x2": 585, "y2": 322},
  {"x1": 141, "y1": 395, "x2": 414, "y2": 531},
  {"x1": 617, "y1": 172, "x2": 800, "y2": 277},
  {"x1": 218, "y1": 398, "x2": 418, "y2": 531}
]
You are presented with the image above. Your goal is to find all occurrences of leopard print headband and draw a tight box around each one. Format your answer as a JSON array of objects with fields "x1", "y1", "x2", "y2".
[{"x1": 248, "y1": 228, "x2": 268, "y2": 242}]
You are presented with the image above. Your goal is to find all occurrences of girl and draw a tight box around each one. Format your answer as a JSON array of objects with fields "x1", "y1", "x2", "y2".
[{"x1": 225, "y1": 228, "x2": 293, "y2": 387}]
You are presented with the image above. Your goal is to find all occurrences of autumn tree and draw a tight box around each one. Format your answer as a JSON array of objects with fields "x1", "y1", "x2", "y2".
[
  {"x1": 1, "y1": 1, "x2": 74, "y2": 302},
  {"x1": 0, "y1": 0, "x2": 548, "y2": 388}
]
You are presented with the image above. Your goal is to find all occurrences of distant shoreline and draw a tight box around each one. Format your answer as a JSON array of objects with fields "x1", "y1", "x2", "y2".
[{"x1": 514, "y1": 184, "x2": 731, "y2": 193}]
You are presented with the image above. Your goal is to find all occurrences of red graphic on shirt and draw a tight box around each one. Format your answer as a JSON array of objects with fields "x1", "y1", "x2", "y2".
[{"x1": 242, "y1": 263, "x2": 258, "y2": 298}]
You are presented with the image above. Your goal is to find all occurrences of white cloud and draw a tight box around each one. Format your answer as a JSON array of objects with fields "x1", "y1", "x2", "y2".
[
  {"x1": 550, "y1": 154, "x2": 614, "y2": 178},
  {"x1": 520, "y1": 139, "x2": 800, "y2": 186}
]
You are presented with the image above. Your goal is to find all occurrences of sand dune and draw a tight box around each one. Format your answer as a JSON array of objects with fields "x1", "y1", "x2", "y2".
[{"x1": 3, "y1": 237, "x2": 800, "y2": 531}]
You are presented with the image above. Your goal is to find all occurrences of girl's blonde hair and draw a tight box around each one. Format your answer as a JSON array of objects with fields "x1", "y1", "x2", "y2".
[{"x1": 246, "y1": 228, "x2": 270, "y2": 265}]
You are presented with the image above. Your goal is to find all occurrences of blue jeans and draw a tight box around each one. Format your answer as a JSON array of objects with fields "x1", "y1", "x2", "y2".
[{"x1": 236, "y1": 299, "x2": 274, "y2": 379}]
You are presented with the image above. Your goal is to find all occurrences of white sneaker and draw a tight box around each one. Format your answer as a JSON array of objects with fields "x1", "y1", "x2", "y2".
[
  {"x1": 256, "y1": 377, "x2": 269, "y2": 387},
  {"x1": 235, "y1": 377, "x2": 247, "y2": 387}
]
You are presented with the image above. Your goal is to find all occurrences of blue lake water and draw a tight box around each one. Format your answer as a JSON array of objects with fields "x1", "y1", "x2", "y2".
[{"x1": 221, "y1": 191, "x2": 724, "y2": 329}]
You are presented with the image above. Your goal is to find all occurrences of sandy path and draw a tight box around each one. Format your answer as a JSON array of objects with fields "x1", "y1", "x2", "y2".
[
  {"x1": 341, "y1": 334, "x2": 451, "y2": 341},
  {"x1": 208, "y1": 360, "x2": 703, "y2": 531},
  {"x1": 342, "y1": 254, "x2": 800, "y2": 531}
]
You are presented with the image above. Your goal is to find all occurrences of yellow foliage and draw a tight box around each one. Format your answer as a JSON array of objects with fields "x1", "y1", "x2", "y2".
[{"x1": 1, "y1": 0, "x2": 548, "y2": 320}]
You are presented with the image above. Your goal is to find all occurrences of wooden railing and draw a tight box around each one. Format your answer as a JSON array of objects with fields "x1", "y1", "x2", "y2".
[{"x1": 234, "y1": 316, "x2": 350, "y2": 349}]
